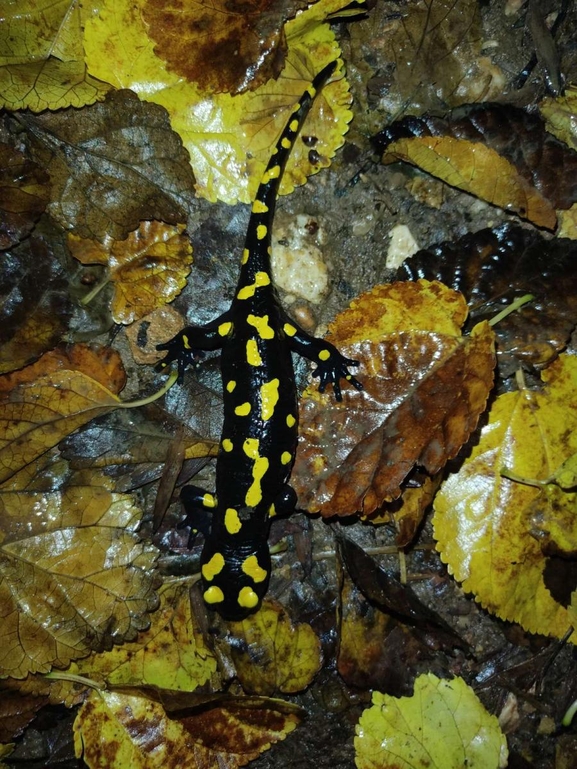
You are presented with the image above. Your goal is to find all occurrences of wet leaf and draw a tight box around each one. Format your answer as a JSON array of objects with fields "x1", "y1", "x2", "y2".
[
  {"x1": 0, "y1": 366, "x2": 124, "y2": 486},
  {"x1": 142, "y1": 0, "x2": 309, "y2": 95},
  {"x1": 0, "y1": 690, "x2": 48, "y2": 742},
  {"x1": 0, "y1": 233, "x2": 74, "y2": 375},
  {"x1": 382, "y1": 134, "x2": 556, "y2": 229},
  {"x1": 22, "y1": 90, "x2": 195, "y2": 241},
  {"x1": 0, "y1": 144, "x2": 50, "y2": 249},
  {"x1": 0, "y1": 474, "x2": 158, "y2": 678},
  {"x1": 74, "y1": 690, "x2": 300, "y2": 768},
  {"x1": 379, "y1": 0, "x2": 501, "y2": 115},
  {"x1": 69, "y1": 221, "x2": 193, "y2": 325},
  {"x1": 84, "y1": 0, "x2": 354, "y2": 203},
  {"x1": 355, "y1": 673, "x2": 508, "y2": 769},
  {"x1": 540, "y1": 85, "x2": 577, "y2": 152},
  {"x1": 398, "y1": 224, "x2": 577, "y2": 376},
  {"x1": 293, "y1": 281, "x2": 495, "y2": 516},
  {"x1": 227, "y1": 600, "x2": 322, "y2": 695},
  {"x1": 70, "y1": 582, "x2": 217, "y2": 691},
  {"x1": 373, "y1": 103, "x2": 577, "y2": 218},
  {"x1": 0, "y1": 0, "x2": 110, "y2": 110},
  {"x1": 433, "y1": 354, "x2": 577, "y2": 640}
]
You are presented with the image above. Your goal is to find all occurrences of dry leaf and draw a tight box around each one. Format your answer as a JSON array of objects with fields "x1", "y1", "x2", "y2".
[{"x1": 0, "y1": 144, "x2": 50, "y2": 249}]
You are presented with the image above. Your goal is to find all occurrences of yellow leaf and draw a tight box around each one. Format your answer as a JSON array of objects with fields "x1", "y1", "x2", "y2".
[
  {"x1": 433, "y1": 354, "x2": 577, "y2": 639},
  {"x1": 71, "y1": 582, "x2": 217, "y2": 691},
  {"x1": 383, "y1": 135, "x2": 557, "y2": 230},
  {"x1": 0, "y1": 0, "x2": 109, "y2": 111},
  {"x1": 0, "y1": 371, "x2": 121, "y2": 485},
  {"x1": 74, "y1": 690, "x2": 300, "y2": 768},
  {"x1": 69, "y1": 222, "x2": 193, "y2": 325},
  {"x1": 83, "y1": 0, "x2": 354, "y2": 203},
  {"x1": 227, "y1": 600, "x2": 322, "y2": 695},
  {"x1": 355, "y1": 673, "x2": 508, "y2": 769},
  {"x1": 540, "y1": 85, "x2": 577, "y2": 152},
  {"x1": 0, "y1": 477, "x2": 158, "y2": 678}
]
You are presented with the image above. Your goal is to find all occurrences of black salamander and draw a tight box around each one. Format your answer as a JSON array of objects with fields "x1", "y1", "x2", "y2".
[{"x1": 157, "y1": 60, "x2": 362, "y2": 620}]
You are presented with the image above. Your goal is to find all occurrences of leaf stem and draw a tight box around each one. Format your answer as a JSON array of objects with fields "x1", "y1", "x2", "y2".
[
  {"x1": 80, "y1": 276, "x2": 111, "y2": 306},
  {"x1": 118, "y1": 369, "x2": 179, "y2": 408},
  {"x1": 563, "y1": 695, "x2": 577, "y2": 727},
  {"x1": 488, "y1": 294, "x2": 534, "y2": 327},
  {"x1": 500, "y1": 467, "x2": 549, "y2": 488},
  {"x1": 43, "y1": 671, "x2": 105, "y2": 691}
]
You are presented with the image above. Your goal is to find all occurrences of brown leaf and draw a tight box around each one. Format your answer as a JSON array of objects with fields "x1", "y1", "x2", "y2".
[
  {"x1": 0, "y1": 144, "x2": 50, "y2": 249},
  {"x1": 373, "y1": 103, "x2": 577, "y2": 213},
  {"x1": 0, "y1": 232, "x2": 74, "y2": 375},
  {"x1": 69, "y1": 221, "x2": 193, "y2": 324},
  {"x1": 0, "y1": 690, "x2": 49, "y2": 742},
  {"x1": 142, "y1": 0, "x2": 309, "y2": 95},
  {"x1": 22, "y1": 90, "x2": 195, "y2": 241},
  {"x1": 293, "y1": 282, "x2": 495, "y2": 516},
  {"x1": 397, "y1": 224, "x2": 577, "y2": 376}
]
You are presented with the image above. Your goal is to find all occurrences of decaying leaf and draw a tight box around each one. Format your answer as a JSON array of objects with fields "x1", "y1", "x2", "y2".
[
  {"x1": 293, "y1": 281, "x2": 495, "y2": 516},
  {"x1": 355, "y1": 673, "x2": 508, "y2": 769},
  {"x1": 540, "y1": 85, "x2": 577, "y2": 152},
  {"x1": 142, "y1": 0, "x2": 309, "y2": 95},
  {"x1": 434, "y1": 354, "x2": 577, "y2": 640},
  {"x1": 69, "y1": 221, "x2": 193, "y2": 324},
  {"x1": 74, "y1": 689, "x2": 300, "y2": 768},
  {"x1": 68, "y1": 582, "x2": 216, "y2": 692},
  {"x1": 0, "y1": 0, "x2": 110, "y2": 111},
  {"x1": 398, "y1": 224, "x2": 577, "y2": 376},
  {"x1": 0, "y1": 144, "x2": 50, "y2": 249},
  {"x1": 226, "y1": 600, "x2": 322, "y2": 696},
  {"x1": 84, "y1": 0, "x2": 354, "y2": 203},
  {"x1": 0, "y1": 474, "x2": 158, "y2": 678},
  {"x1": 373, "y1": 103, "x2": 577, "y2": 225},
  {"x1": 21, "y1": 90, "x2": 195, "y2": 241},
  {"x1": 1, "y1": 232, "x2": 75, "y2": 375}
]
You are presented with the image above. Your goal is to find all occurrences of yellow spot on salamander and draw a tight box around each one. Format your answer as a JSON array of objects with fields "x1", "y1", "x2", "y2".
[
  {"x1": 319, "y1": 349, "x2": 331, "y2": 361},
  {"x1": 256, "y1": 224, "x2": 267, "y2": 240},
  {"x1": 252, "y1": 199, "x2": 269, "y2": 214},
  {"x1": 246, "y1": 339, "x2": 262, "y2": 366},
  {"x1": 247, "y1": 314, "x2": 274, "y2": 340},
  {"x1": 242, "y1": 555, "x2": 268, "y2": 583},
  {"x1": 283, "y1": 323, "x2": 297, "y2": 337},
  {"x1": 269, "y1": 503, "x2": 276, "y2": 518},
  {"x1": 286, "y1": 414, "x2": 296, "y2": 428},
  {"x1": 243, "y1": 437, "x2": 260, "y2": 459},
  {"x1": 218, "y1": 321, "x2": 232, "y2": 336},
  {"x1": 263, "y1": 166, "x2": 281, "y2": 183},
  {"x1": 238, "y1": 586, "x2": 259, "y2": 609},
  {"x1": 235, "y1": 402, "x2": 251, "y2": 416},
  {"x1": 182, "y1": 335, "x2": 191, "y2": 350},
  {"x1": 281, "y1": 137, "x2": 292, "y2": 149},
  {"x1": 260, "y1": 378, "x2": 280, "y2": 421},
  {"x1": 202, "y1": 552, "x2": 225, "y2": 581},
  {"x1": 308, "y1": 85, "x2": 317, "y2": 97},
  {"x1": 222, "y1": 438, "x2": 233, "y2": 452},
  {"x1": 202, "y1": 493, "x2": 216, "y2": 509},
  {"x1": 289, "y1": 119, "x2": 299, "y2": 132},
  {"x1": 242, "y1": 440, "x2": 269, "y2": 507},
  {"x1": 226, "y1": 380, "x2": 236, "y2": 393},
  {"x1": 241, "y1": 248, "x2": 249, "y2": 265},
  {"x1": 281, "y1": 451, "x2": 292, "y2": 465},
  {"x1": 225, "y1": 508, "x2": 242, "y2": 534},
  {"x1": 237, "y1": 271, "x2": 271, "y2": 300},
  {"x1": 204, "y1": 586, "x2": 224, "y2": 604}
]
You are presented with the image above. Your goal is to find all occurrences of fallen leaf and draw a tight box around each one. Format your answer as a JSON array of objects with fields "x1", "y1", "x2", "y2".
[
  {"x1": 69, "y1": 221, "x2": 193, "y2": 324},
  {"x1": 0, "y1": 475, "x2": 158, "y2": 678},
  {"x1": 540, "y1": 85, "x2": 577, "y2": 152},
  {"x1": 74, "y1": 689, "x2": 300, "y2": 768},
  {"x1": 142, "y1": 0, "x2": 309, "y2": 95},
  {"x1": 0, "y1": 690, "x2": 48, "y2": 743},
  {"x1": 22, "y1": 90, "x2": 195, "y2": 241},
  {"x1": 292, "y1": 281, "x2": 495, "y2": 516},
  {"x1": 433, "y1": 354, "x2": 577, "y2": 640},
  {"x1": 0, "y1": 144, "x2": 50, "y2": 249},
  {"x1": 355, "y1": 673, "x2": 508, "y2": 769},
  {"x1": 226, "y1": 600, "x2": 322, "y2": 695},
  {"x1": 398, "y1": 224, "x2": 577, "y2": 376},
  {"x1": 0, "y1": 232, "x2": 75, "y2": 375},
  {"x1": 83, "y1": 0, "x2": 354, "y2": 203},
  {"x1": 373, "y1": 103, "x2": 577, "y2": 217}
]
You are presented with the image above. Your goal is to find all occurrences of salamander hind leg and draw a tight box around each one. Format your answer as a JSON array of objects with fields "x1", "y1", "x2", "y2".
[
  {"x1": 179, "y1": 485, "x2": 216, "y2": 544},
  {"x1": 283, "y1": 319, "x2": 362, "y2": 401}
]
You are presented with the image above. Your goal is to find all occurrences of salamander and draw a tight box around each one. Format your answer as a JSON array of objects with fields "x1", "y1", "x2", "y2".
[{"x1": 157, "y1": 60, "x2": 362, "y2": 620}]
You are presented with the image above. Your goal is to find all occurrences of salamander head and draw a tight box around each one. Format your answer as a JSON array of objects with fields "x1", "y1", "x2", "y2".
[{"x1": 200, "y1": 535, "x2": 271, "y2": 621}]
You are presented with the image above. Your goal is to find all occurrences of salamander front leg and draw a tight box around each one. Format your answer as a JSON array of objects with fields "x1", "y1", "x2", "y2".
[
  {"x1": 156, "y1": 311, "x2": 233, "y2": 380},
  {"x1": 282, "y1": 319, "x2": 363, "y2": 401},
  {"x1": 269, "y1": 484, "x2": 297, "y2": 518},
  {"x1": 180, "y1": 484, "x2": 216, "y2": 545}
]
